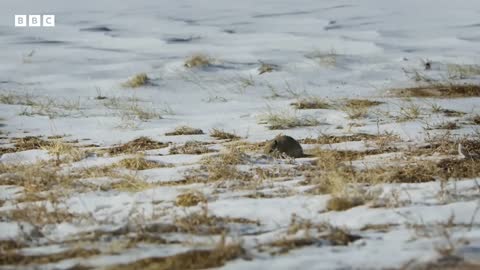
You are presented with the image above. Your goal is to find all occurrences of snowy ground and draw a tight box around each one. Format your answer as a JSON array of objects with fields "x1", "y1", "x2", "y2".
[{"x1": 1, "y1": 0, "x2": 480, "y2": 269}]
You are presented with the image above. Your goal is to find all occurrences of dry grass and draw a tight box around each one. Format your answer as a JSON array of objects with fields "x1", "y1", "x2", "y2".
[
  {"x1": 304, "y1": 134, "x2": 480, "y2": 196},
  {"x1": 12, "y1": 136, "x2": 53, "y2": 151},
  {"x1": 175, "y1": 210, "x2": 260, "y2": 235},
  {"x1": 171, "y1": 147, "x2": 252, "y2": 186},
  {"x1": 258, "y1": 61, "x2": 278, "y2": 74},
  {"x1": 0, "y1": 162, "x2": 73, "y2": 195},
  {"x1": 103, "y1": 97, "x2": 162, "y2": 125},
  {"x1": 175, "y1": 191, "x2": 207, "y2": 207},
  {"x1": 169, "y1": 141, "x2": 215, "y2": 155},
  {"x1": 447, "y1": 63, "x2": 480, "y2": 79},
  {"x1": 300, "y1": 133, "x2": 384, "y2": 144},
  {"x1": 1, "y1": 93, "x2": 82, "y2": 118},
  {"x1": 165, "y1": 126, "x2": 204, "y2": 136},
  {"x1": 108, "y1": 137, "x2": 167, "y2": 155},
  {"x1": 326, "y1": 196, "x2": 365, "y2": 211},
  {"x1": 258, "y1": 110, "x2": 319, "y2": 130},
  {"x1": 108, "y1": 175, "x2": 155, "y2": 192},
  {"x1": 291, "y1": 97, "x2": 330, "y2": 110},
  {"x1": 41, "y1": 139, "x2": 86, "y2": 165},
  {"x1": 259, "y1": 223, "x2": 361, "y2": 255},
  {"x1": 122, "y1": 73, "x2": 150, "y2": 88},
  {"x1": 107, "y1": 242, "x2": 245, "y2": 270},
  {"x1": 184, "y1": 54, "x2": 213, "y2": 68},
  {"x1": 470, "y1": 115, "x2": 480, "y2": 125},
  {"x1": 1, "y1": 202, "x2": 78, "y2": 225},
  {"x1": 118, "y1": 156, "x2": 170, "y2": 170},
  {"x1": 340, "y1": 99, "x2": 383, "y2": 119},
  {"x1": 397, "y1": 102, "x2": 422, "y2": 121},
  {"x1": 434, "y1": 122, "x2": 459, "y2": 130},
  {"x1": 0, "y1": 247, "x2": 100, "y2": 266},
  {"x1": 440, "y1": 109, "x2": 466, "y2": 117},
  {"x1": 210, "y1": 129, "x2": 240, "y2": 140},
  {"x1": 393, "y1": 83, "x2": 480, "y2": 98}
]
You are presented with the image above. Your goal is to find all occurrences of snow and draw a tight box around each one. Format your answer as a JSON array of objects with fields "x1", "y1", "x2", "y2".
[{"x1": 1, "y1": 0, "x2": 480, "y2": 269}]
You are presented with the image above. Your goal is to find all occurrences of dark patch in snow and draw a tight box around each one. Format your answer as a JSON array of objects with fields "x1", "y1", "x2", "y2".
[{"x1": 80, "y1": 26, "x2": 113, "y2": 32}]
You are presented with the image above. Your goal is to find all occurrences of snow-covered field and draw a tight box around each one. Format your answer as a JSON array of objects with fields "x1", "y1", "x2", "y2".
[{"x1": 1, "y1": 0, "x2": 480, "y2": 269}]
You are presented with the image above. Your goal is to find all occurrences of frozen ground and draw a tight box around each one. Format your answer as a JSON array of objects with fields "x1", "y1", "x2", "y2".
[{"x1": 1, "y1": 0, "x2": 480, "y2": 269}]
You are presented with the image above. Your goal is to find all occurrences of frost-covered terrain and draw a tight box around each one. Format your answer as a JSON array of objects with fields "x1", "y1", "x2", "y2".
[{"x1": 1, "y1": 0, "x2": 480, "y2": 269}]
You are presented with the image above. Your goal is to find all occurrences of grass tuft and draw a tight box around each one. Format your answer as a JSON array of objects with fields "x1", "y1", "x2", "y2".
[
  {"x1": 340, "y1": 99, "x2": 383, "y2": 119},
  {"x1": 210, "y1": 129, "x2": 240, "y2": 140},
  {"x1": 393, "y1": 83, "x2": 480, "y2": 98},
  {"x1": 118, "y1": 156, "x2": 169, "y2": 170},
  {"x1": 107, "y1": 242, "x2": 245, "y2": 270},
  {"x1": 123, "y1": 73, "x2": 150, "y2": 88},
  {"x1": 108, "y1": 137, "x2": 167, "y2": 155},
  {"x1": 291, "y1": 97, "x2": 330, "y2": 110},
  {"x1": 165, "y1": 126, "x2": 204, "y2": 136},
  {"x1": 326, "y1": 196, "x2": 364, "y2": 211},
  {"x1": 175, "y1": 191, "x2": 207, "y2": 207},
  {"x1": 184, "y1": 54, "x2": 213, "y2": 68},
  {"x1": 169, "y1": 141, "x2": 215, "y2": 155},
  {"x1": 258, "y1": 110, "x2": 319, "y2": 130}
]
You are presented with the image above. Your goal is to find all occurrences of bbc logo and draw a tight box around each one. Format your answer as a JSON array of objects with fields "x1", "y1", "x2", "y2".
[{"x1": 15, "y1": 15, "x2": 55, "y2": 27}]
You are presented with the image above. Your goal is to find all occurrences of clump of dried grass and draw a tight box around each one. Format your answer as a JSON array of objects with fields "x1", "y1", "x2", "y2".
[
  {"x1": 339, "y1": 99, "x2": 383, "y2": 119},
  {"x1": 447, "y1": 63, "x2": 480, "y2": 79},
  {"x1": 291, "y1": 97, "x2": 330, "y2": 110},
  {"x1": 0, "y1": 162, "x2": 72, "y2": 195},
  {"x1": 175, "y1": 191, "x2": 207, "y2": 207},
  {"x1": 107, "y1": 241, "x2": 245, "y2": 270},
  {"x1": 258, "y1": 110, "x2": 319, "y2": 130},
  {"x1": 118, "y1": 156, "x2": 169, "y2": 170},
  {"x1": 0, "y1": 247, "x2": 100, "y2": 266},
  {"x1": 165, "y1": 126, "x2": 204, "y2": 136},
  {"x1": 210, "y1": 129, "x2": 240, "y2": 140},
  {"x1": 169, "y1": 141, "x2": 215, "y2": 155},
  {"x1": 326, "y1": 196, "x2": 365, "y2": 211},
  {"x1": 258, "y1": 61, "x2": 279, "y2": 74},
  {"x1": 393, "y1": 83, "x2": 480, "y2": 98},
  {"x1": 108, "y1": 137, "x2": 167, "y2": 155},
  {"x1": 122, "y1": 73, "x2": 150, "y2": 88},
  {"x1": 184, "y1": 54, "x2": 213, "y2": 68},
  {"x1": 175, "y1": 209, "x2": 260, "y2": 235}
]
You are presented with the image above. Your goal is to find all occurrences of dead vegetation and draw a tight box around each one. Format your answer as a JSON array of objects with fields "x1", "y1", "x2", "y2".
[
  {"x1": 122, "y1": 73, "x2": 150, "y2": 88},
  {"x1": 258, "y1": 61, "x2": 279, "y2": 74},
  {"x1": 171, "y1": 147, "x2": 252, "y2": 186},
  {"x1": 258, "y1": 110, "x2": 319, "y2": 130},
  {"x1": 300, "y1": 133, "x2": 389, "y2": 144},
  {"x1": 175, "y1": 209, "x2": 260, "y2": 235},
  {"x1": 118, "y1": 156, "x2": 170, "y2": 170},
  {"x1": 393, "y1": 83, "x2": 480, "y2": 98},
  {"x1": 447, "y1": 63, "x2": 480, "y2": 79},
  {"x1": 0, "y1": 247, "x2": 100, "y2": 266},
  {"x1": 340, "y1": 99, "x2": 383, "y2": 119},
  {"x1": 210, "y1": 129, "x2": 240, "y2": 140},
  {"x1": 1, "y1": 202, "x2": 79, "y2": 225},
  {"x1": 107, "y1": 242, "x2": 245, "y2": 270},
  {"x1": 169, "y1": 141, "x2": 215, "y2": 155},
  {"x1": 0, "y1": 161, "x2": 73, "y2": 195},
  {"x1": 326, "y1": 196, "x2": 365, "y2": 211},
  {"x1": 259, "y1": 222, "x2": 361, "y2": 255},
  {"x1": 175, "y1": 191, "x2": 207, "y2": 207},
  {"x1": 107, "y1": 137, "x2": 167, "y2": 155},
  {"x1": 291, "y1": 97, "x2": 330, "y2": 110},
  {"x1": 165, "y1": 126, "x2": 204, "y2": 136},
  {"x1": 184, "y1": 54, "x2": 213, "y2": 68},
  {"x1": 470, "y1": 115, "x2": 480, "y2": 125}
]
